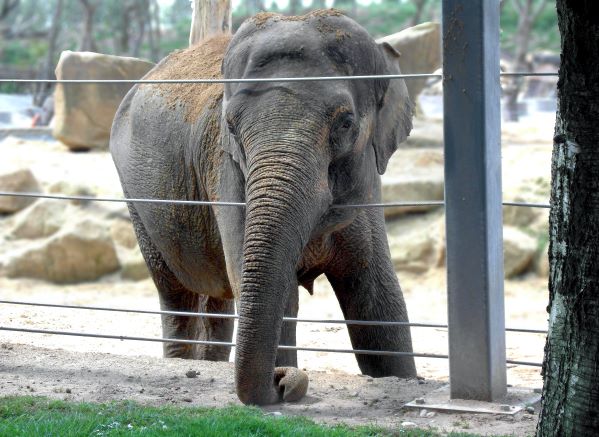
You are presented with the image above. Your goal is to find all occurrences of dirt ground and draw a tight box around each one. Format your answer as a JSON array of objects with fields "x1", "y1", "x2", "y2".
[
  {"x1": 0, "y1": 270, "x2": 547, "y2": 436},
  {"x1": 0, "y1": 119, "x2": 552, "y2": 435}
]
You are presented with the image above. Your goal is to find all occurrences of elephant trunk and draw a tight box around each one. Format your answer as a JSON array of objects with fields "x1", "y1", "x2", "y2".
[{"x1": 235, "y1": 135, "x2": 328, "y2": 405}]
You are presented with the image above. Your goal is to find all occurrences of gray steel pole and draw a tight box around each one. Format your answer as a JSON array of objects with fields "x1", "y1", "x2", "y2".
[{"x1": 442, "y1": 0, "x2": 507, "y2": 401}]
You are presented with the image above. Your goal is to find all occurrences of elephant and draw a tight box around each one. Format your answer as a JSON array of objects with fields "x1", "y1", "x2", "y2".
[{"x1": 110, "y1": 9, "x2": 417, "y2": 406}]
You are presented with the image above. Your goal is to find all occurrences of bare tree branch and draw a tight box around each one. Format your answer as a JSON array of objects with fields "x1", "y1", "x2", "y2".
[
  {"x1": 513, "y1": 0, "x2": 525, "y2": 14},
  {"x1": 532, "y1": 0, "x2": 549, "y2": 21},
  {"x1": 0, "y1": 0, "x2": 19, "y2": 21}
]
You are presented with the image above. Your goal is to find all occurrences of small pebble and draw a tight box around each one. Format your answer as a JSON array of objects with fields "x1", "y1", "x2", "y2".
[
  {"x1": 182, "y1": 397, "x2": 193, "y2": 403},
  {"x1": 419, "y1": 409, "x2": 428, "y2": 417},
  {"x1": 350, "y1": 391, "x2": 358, "y2": 397},
  {"x1": 415, "y1": 397, "x2": 425, "y2": 405},
  {"x1": 401, "y1": 421, "x2": 417, "y2": 429},
  {"x1": 526, "y1": 406, "x2": 535, "y2": 414},
  {"x1": 266, "y1": 412, "x2": 283, "y2": 418},
  {"x1": 65, "y1": 388, "x2": 72, "y2": 394},
  {"x1": 185, "y1": 370, "x2": 198, "y2": 379}
]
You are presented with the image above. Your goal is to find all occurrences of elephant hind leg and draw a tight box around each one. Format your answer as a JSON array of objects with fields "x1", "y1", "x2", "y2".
[
  {"x1": 196, "y1": 295, "x2": 235, "y2": 361},
  {"x1": 128, "y1": 205, "x2": 233, "y2": 360}
]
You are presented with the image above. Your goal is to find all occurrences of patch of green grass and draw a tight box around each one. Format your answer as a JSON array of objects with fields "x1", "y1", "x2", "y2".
[{"x1": 0, "y1": 396, "x2": 504, "y2": 437}]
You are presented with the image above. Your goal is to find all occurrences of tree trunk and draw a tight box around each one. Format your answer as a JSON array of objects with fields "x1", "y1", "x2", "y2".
[
  {"x1": 189, "y1": 0, "x2": 231, "y2": 46},
  {"x1": 146, "y1": 0, "x2": 159, "y2": 61},
  {"x1": 78, "y1": 0, "x2": 98, "y2": 52},
  {"x1": 151, "y1": 0, "x2": 161, "y2": 60},
  {"x1": 130, "y1": 0, "x2": 147, "y2": 58},
  {"x1": 536, "y1": 1, "x2": 599, "y2": 436},
  {"x1": 410, "y1": 0, "x2": 428, "y2": 26},
  {"x1": 288, "y1": 0, "x2": 301, "y2": 15},
  {"x1": 0, "y1": 0, "x2": 19, "y2": 22},
  {"x1": 505, "y1": 0, "x2": 548, "y2": 122},
  {"x1": 33, "y1": 0, "x2": 63, "y2": 107}
]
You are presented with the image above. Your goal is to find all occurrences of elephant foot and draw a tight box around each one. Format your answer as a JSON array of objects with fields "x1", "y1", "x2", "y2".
[{"x1": 274, "y1": 367, "x2": 309, "y2": 402}]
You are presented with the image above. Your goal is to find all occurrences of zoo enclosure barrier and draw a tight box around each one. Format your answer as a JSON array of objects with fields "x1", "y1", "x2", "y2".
[{"x1": 0, "y1": 0, "x2": 558, "y2": 402}]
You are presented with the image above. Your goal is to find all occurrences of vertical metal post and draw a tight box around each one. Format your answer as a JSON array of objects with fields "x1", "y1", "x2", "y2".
[{"x1": 442, "y1": 0, "x2": 507, "y2": 401}]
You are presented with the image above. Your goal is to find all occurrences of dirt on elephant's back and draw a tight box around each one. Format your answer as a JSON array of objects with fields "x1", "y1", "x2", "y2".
[{"x1": 144, "y1": 34, "x2": 231, "y2": 122}]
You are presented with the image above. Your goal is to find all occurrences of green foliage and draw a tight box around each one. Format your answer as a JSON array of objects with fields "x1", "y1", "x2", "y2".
[
  {"x1": 0, "y1": 396, "x2": 508, "y2": 437},
  {"x1": 0, "y1": 0, "x2": 559, "y2": 95},
  {"x1": 500, "y1": 0, "x2": 559, "y2": 54}
]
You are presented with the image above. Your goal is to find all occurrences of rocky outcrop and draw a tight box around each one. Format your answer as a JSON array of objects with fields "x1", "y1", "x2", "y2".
[
  {"x1": 53, "y1": 51, "x2": 154, "y2": 151},
  {"x1": 382, "y1": 148, "x2": 444, "y2": 218},
  {"x1": 377, "y1": 22, "x2": 441, "y2": 104},
  {"x1": 0, "y1": 169, "x2": 41, "y2": 214},
  {"x1": 503, "y1": 226, "x2": 538, "y2": 278},
  {"x1": 118, "y1": 247, "x2": 150, "y2": 281},
  {"x1": 8, "y1": 200, "x2": 65, "y2": 239},
  {"x1": 1, "y1": 218, "x2": 120, "y2": 283}
]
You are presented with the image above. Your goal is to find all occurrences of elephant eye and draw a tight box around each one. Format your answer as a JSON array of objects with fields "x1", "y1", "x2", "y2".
[
  {"x1": 338, "y1": 112, "x2": 354, "y2": 130},
  {"x1": 330, "y1": 111, "x2": 358, "y2": 156}
]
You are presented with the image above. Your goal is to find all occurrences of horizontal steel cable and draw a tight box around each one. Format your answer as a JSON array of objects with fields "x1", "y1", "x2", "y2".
[
  {"x1": 0, "y1": 325, "x2": 543, "y2": 367},
  {"x1": 0, "y1": 191, "x2": 551, "y2": 209},
  {"x1": 0, "y1": 325, "x2": 543, "y2": 366},
  {"x1": 0, "y1": 73, "x2": 439, "y2": 85},
  {"x1": 0, "y1": 326, "x2": 444, "y2": 359},
  {"x1": 499, "y1": 72, "x2": 558, "y2": 77},
  {"x1": 0, "y1": 300, "x2": 548, "y2": 334},
  {"x1": 0, "y1": 71, "x2": 557, "y2": 85}
]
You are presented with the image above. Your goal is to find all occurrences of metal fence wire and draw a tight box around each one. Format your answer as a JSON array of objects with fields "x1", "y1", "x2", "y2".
[{"x1": 0, "y1": 68, "x2": 556, "y2": 371}]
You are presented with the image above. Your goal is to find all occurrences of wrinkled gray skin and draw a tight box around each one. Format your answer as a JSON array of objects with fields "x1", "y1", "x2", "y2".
[{"x1": 110, "y1": 11, "x2": 417, "y2": 406}]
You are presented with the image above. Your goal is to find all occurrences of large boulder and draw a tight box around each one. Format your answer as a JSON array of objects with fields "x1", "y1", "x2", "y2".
[
  {"x1": 377, "y1": 22, "x2": 441, "y2": 104},
  {"x1": 503, "y1": 226, "x2": 537, "y2": 278},
  {"x1": 1, "y1": 218, "x2": 120, "y2": 283},
  {"x1": 53, "y1": 51, "x2": 154, "y2": 151},
  {"x1": 118, "y1": 247, "x2": 150, "y2": 281},
  {"x1": 0, "y1": 169, "x2": 41, "y2": 214},
  {"x1": 386, "y1": 212, "x2": 444, "y2": 273},
  {"x1": 382, "y1": 148, "x2": 444, "y2": 218},
  {"x1": 8, "y1": 200, "x2": 65, "y2": 239}
]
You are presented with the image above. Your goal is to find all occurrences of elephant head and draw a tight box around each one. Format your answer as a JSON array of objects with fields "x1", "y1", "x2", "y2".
[{"x1": 219, "y1": 10, "x2": 413, "y2": 405}]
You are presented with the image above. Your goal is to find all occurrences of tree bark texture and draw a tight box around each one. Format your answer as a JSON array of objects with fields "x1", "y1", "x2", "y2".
[
  {"x1": 189, "y1": 0, "x2": 231, "y2": 46},
  {"x1": 536, "y1": 1, "x2": 599, "y2": 436}
]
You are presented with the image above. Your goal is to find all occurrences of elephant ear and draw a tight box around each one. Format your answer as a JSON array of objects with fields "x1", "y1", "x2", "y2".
[
  {"x1": 219, "y1": 107, "x2": 247, "y2": 175},
  {"x1": 372, "y1": 42, "x2": 414, "y2": 175}
]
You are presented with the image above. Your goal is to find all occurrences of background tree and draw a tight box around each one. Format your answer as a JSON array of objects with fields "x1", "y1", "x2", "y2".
[
  {"x1": 32, "y1": 0, "x2": 63, "y2": 106},
  {"x1": 504, "y1": 0, "x2": 549, "y2": 121},
  {"x1": 0, "y1": 0, "x2": 560, "y2": 103},
  {"x1": 288, "y1": 0, "x2": 301, "y2": 15},
  {"x1": 78, "y1": 0, "x2": 98, "y2": 52},
  {"x1": 536, "y1": 1, "x2": 599, "y2": 435}
]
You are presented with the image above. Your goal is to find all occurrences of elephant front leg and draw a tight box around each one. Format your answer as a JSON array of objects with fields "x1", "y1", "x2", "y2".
[
  {"x1": 276, "y1": 286, "x2": 298, "y2": 367},
  {"x1": 325, "y1": 214, "x2": 417, "y2": 378}
]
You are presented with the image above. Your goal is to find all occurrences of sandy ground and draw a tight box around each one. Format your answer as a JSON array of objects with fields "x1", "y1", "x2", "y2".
[
  {"x1": 0, "y1": 270, "x2": 547, "y2": 435},
  {"x1": 0, "y1": 119, "x2": 553, "y2": 435}
]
